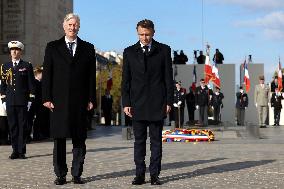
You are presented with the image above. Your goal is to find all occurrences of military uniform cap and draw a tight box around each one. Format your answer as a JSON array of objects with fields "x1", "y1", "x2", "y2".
[
  {"x1": 8, "y1": 41, "x2": 24, "y2": 50},
  {"x1": 259, "y1": 75, "x2": 265, "y2": 80}
]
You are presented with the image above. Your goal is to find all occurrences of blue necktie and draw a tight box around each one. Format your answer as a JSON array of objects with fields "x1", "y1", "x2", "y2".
[{"x1": 68, "y1": 42, "x2": 75, "y2": 56}]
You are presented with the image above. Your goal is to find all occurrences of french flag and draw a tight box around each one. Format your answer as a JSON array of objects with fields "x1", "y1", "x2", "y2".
[
  {"x1": 278, "y1": 58, "x2": 283, "y2": 91},
  {"x1": 243, "y1": 59, "x2": 250, "y2": 92},
  {"x1": 211, "y1": 61, "x2": 221, "y2": 88},
  {"x1": 204, "y1": 55, "x2": 213, "y2": 84}
]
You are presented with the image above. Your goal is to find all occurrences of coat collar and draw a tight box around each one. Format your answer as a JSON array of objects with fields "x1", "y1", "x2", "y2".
[
  {"x1": 57, "y1": 36, "x2": 83, "y2": 62},
  {"x1": 134, "y1": 39, "x2": 158, "y2": 56}
]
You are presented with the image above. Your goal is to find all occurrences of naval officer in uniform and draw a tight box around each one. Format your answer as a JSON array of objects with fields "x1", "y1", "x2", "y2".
[{"x1": 0, "y1": 41, "x2": 35, "y2": 159}]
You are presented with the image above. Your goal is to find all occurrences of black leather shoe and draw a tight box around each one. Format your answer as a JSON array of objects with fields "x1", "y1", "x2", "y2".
[
  {"x1": 132, "y1": 176, "x2": 145, "y2": 185},
  {"x1": 9, "y1": 152, "x2": 19, "y2": 159},
  {"x1": 151, "y1": 176, "x2": 162, "y2": 185},
  {"x1": 72, "y1": 176, "x2": 84, "y2": 184},
  {"x1": 54, "y1": 177, "x2": 66, "y2": 185},
  {"x1": 18, "y1": 154, "x2": 26, "y2": 159}
]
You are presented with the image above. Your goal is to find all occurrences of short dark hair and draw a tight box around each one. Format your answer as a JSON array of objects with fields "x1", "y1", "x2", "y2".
[{"x1": 136, "y1": 19, "x2": 155, "y2": 30}]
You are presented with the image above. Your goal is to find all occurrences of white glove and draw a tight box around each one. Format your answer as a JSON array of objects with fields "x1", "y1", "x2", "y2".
[
  {"x1": 173, "y1": 103, "x2": 178, "y2": 107},
  {"x1": 245, "y1": 107, "x2": 247, "y2": 109},
  {"x1": 268, "y1": 103, "x2": 270, "y2": 106},
  {"x1": 2, "y1": 102, "x2": 6, "y2": 111},
  {"x1": 255, "y1": 103, "x2": 257, "y2": 108},
  {"x1": 212, "y1": 106, "x2": 214, "y2": 110},
  {"x1": 27, "y1": 101, "x2": 32, "y2": 111},
  {"x1": 196, "y1": 105, "x2": 199, "y2": 109},
  {"x1": 282, "y1": 93, "x2": 284, "y2": 98},
  {"x1": 177, "y1": 101, "x2": 182, "y2": 106}
]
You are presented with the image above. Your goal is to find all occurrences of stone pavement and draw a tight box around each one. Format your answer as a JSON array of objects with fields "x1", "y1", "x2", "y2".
[{"x1": 0, "y1": 125, "x2": 284, "y2": 189}]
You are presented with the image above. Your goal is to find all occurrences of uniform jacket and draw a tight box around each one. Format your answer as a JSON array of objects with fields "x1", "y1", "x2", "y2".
[
  {"x1": 236, "y1": 92, "x2": 248, "y2": 109},
  {"x1": 174, "y1": 88, "x2": 186, "y2": 108},
  {"x1": 195, "y1": 86, "x2": 210, "y2": 106},
  {"x1": 211, "y1": 92, "x2": 224, "y2": 108},
  {"x1": 254, "y1": 84, "x2": 269, "y2": 106},
  {"x1": 271, "y1": 93, "x2": 283, "y2": 109},
  {"x1": 0, "y1": 60, "x2": 35, "y2": 106},
  {"x1": 42, "y1": 37, "x2": 96, "y2": 139},
  {"x1": 121, "y1": 39, "x2": 173, "y2": 121}
]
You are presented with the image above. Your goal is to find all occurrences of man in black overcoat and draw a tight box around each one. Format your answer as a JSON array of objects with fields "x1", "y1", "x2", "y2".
[
  {"x1": 236, "y1": 86, "x2": 248, "y2": 125},
  {"x1": 0, "y1": 41, "x2": 35, "y2": 159},
  {"x1": 211, "y1": 86, "x2": 224, "y2": 124},
  {"x1": 195, "y1": 79, "x2": 210, "y2": 126},
  {"x1": 121, "y1": 19, "x2": 173, "y2": 185},
  {"x1": 42, "y1": 13, "x2": 96, "y2": 185}
]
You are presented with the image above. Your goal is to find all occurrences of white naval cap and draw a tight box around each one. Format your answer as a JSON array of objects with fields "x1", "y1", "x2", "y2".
[{"x1": 8, "y1": 41, "x2": 24, "y2": 50}]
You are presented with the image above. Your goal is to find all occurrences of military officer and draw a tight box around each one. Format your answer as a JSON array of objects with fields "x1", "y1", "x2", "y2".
[
  {"x1": 173, "y1": 81, "x2": 186, "y2": 128},
  {"x1": 236, "y1": 86, "x2": 248, "y2": 125},
  {"x1": 271, "y1": 87, "x2": 283, "y2": 126},
  {"x1": 0, "y1": 41, "x2": 35, "y2": 159},
  {"x1": 211, "y1": 86, "x2": 224, "y2": 124}
]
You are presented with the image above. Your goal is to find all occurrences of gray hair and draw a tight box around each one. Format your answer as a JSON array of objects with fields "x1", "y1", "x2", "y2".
[{"x1": 63, "y1": 13, "x2": 80, "y2": 26}]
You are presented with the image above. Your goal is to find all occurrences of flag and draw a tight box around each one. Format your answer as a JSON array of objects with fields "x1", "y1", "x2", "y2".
[
  {"x1": 278, "y1": 58, "x2": 283, "y2": 91},
  {"x1": 192, "y1": 64, "x2": 197, "y2": 91},
  {"x1": 204, "y1": 55, "x2": 213, "y2": 84},
  {"x1": 211, "y1": 61, "x2": 221, "y2": 88},
  {"x1": 106, "y1": 70, "x2": 113, "y2": 91},
  {"x1": 243, "y1": 59, "x2": 250, "y2": 92}
]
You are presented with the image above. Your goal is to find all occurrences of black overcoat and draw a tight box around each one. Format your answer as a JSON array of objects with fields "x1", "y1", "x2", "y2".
[
  {"x1": 42, "y1": 37, "x2": 96, "y2": 139},
  {"x1": 121, "y1": 40, "x2": 173, "y2": 121}
]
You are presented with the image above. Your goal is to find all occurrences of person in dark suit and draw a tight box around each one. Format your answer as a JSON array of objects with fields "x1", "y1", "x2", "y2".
[
  {"x1": 185, "y1": 86, "x2": 196, "y2": 125},
  {"x1": 197, "y1": 51, "x2": 206, "y2": 64},
  {"x1": 0, "y1": 41, "x2": 35, "y2": 159},
  {"x1": 31, "y1": 67, "x2": 50, "y2": 140},
  {"x1": 195, "y1": 79, "x2": 210, "y2": 126},
  {"x1": 101, "y1": 89, "x2": 113, "y2": 126},
  {"x1": 236, "y1": 86, "x2": 248, "y2": 125},
  {"x1": 271, "y1": 87, "x2": 283, "y2": 126},
  {"x1": 211, "y1": 86, "x2": 224, "y2": 124},
  {"x1": 121, "y1": 19, "x2": 173, "y2": 185},
  {"x1": 42, "y1": 13, "x2": 96, "y2": 185},
  {"x1": 213, "y1": 48, "x2": 224, "y2": 64},
  {"x1": 271, "y1": 76, "x2": 279, "y2": 92},
  {"x1": 173, "y1": 81, "x2": 186, "y2": 128}
]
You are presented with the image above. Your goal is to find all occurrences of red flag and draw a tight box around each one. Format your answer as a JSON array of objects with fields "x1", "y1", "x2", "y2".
[
  {"x1": 211, "y1": 62, "x2": 221, "y2": 88},
  {"x1": 243, "y1": 59, "x2": 250, "y2": 92},
  {"x1": 106, "y1": 71, "x2": 113, "y2": 91},
  {"x1": 278, "y1": 58, "x2": 283, "y2": 91},
  {"x1": 204, "y1": 55, "x2": 213, "y2": 84}
]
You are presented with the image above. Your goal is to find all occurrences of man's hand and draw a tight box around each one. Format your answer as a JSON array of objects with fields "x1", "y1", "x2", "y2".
[
  {"x1": 43, "y1": 101, "x2": 54, "y2": 112},
  {"x1": 87, "y1": 102, "x2": 93, "y2": 111},
  {"x1": 166, "y1": 105, "x2": 171, "y2": 114},
  {"x1": 27, "y1": 101, "x2": 32, "y2": 111},
  {"x1": 196, "y1": 105, "x2": 199, "y2": 109},
  {"x1": 173, "y1": 103, "x2": 178, "y2": 107},
  {"x1": 124, "y1": 107, "x2": 132, "y2": 117}
]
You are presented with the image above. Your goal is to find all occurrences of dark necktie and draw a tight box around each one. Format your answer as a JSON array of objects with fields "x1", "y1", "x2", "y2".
[
  {"x1": 68, "y1": 42, "x2": 75, "y2": 56},
  {"x1": 143, "y1": 45, "x2": 149, "y2": 54},
  {"x1": 13, "y1": 62, "x2": 17, "y2": 67}
]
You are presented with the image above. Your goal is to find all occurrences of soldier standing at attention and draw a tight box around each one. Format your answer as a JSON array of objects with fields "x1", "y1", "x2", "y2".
[{"x1": 0, "y1": 41, "x2": 35, "y2": 159}]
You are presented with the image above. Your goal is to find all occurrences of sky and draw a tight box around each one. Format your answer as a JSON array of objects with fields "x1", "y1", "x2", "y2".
[{"x1": 74, "y1": 0, "x2": 284, "y2": 80}]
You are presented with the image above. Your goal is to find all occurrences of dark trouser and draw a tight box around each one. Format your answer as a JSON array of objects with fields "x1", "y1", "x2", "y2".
[
  {"x1": 237, "y1": 108, "x2": 245, "y2": 125},
  {"x1": 199, "y1": 105, "x2": 208, "y2": 126},
  {"x1": 6, "y1": 105, "x2": 28, "y2": 154},
  {"x1": 187, "y1": 107, "x2": 195, "y2": 121},
  {"x1": 0, "y1": 116, "x2": 9, "y2": 144},
  {"x1": 53, "y1": 138, "x2": 86, "y2": 177},
  {"x1": 104, "y1": 111, "x2": 112, "y2": 125},
  {"x1": 174, "y1": 107, "x2": 184, "y2": 128},
  {"x1": 213, "y1": 106, "x2": 221, "y2": 122},
  {"x1": 274, "y1": 108, "x2": 281, "y2": 125},
  {"x1": 132, "y1": 120, "x2": 163, "y2": 177}
]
